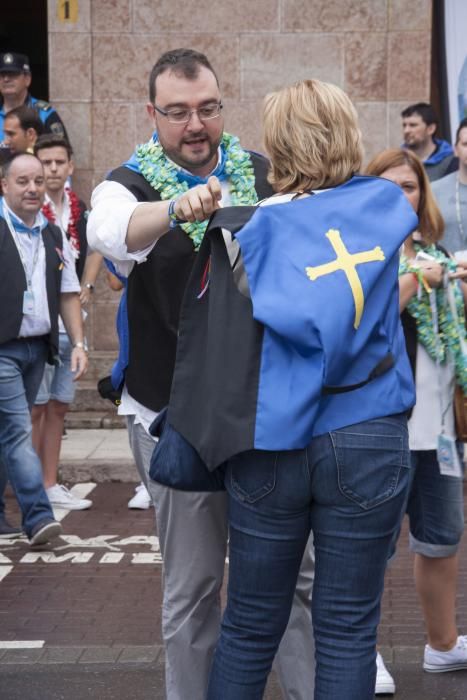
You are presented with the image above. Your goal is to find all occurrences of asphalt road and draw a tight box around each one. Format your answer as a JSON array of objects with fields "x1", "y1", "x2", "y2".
[{"x1": 1, "y1": 481, "x2": 466, "y2": 700}]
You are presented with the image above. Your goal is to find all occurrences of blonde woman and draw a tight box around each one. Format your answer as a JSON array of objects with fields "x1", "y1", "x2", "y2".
[{"x1": 154, "y1": 81, "x2": 418, "y2": 699}]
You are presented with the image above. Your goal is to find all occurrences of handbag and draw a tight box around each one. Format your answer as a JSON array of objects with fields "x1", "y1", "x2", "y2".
[
  {"x1": 454, "y1": 385, "x2": 467, "y2": 442},
  {"x1": 148, "y1": 408, "x2": 226, "y2": 492},
  {"x1": 97, "y1": 375, "x2": 122, "y2": 406}
]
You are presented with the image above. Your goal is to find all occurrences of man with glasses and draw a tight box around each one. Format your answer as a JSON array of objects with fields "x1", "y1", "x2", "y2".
[
  {"x1": 0, "y1": 53, "x2": 68, "y2": 143},
  {"x1": 88, "y1": 48, "x2": 315, "y2": 700}
]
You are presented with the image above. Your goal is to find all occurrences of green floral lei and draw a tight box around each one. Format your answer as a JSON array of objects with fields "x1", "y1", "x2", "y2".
[
  {"x1": 399, "y1": 243, "x2": 467, "y2": 392},
  {"x1": 136, "y1": 133, "x2": 258, "y2": 250}
]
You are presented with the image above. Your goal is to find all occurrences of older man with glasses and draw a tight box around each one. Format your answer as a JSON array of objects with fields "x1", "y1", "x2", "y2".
[{"x1": 88, "y1": 47, "x2": 316, "y2": 700}]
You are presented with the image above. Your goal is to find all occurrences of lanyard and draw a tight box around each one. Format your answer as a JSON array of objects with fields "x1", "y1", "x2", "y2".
[
  {"x1": 428, "y1": 276, "x2": 467, "y2": 434},
  {"x1": 428, "y1": 282, "x2": 451, "y2": 434},
  {"x1": 3, "y1": 205, "x2": 42, "y2": 290},
  {"x1": 455, "y1": 177, "x2": 466, "y2": 243}
]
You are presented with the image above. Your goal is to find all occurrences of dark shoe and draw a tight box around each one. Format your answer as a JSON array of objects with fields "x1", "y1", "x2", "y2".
[
  {"x1": 29, "y1": 519, "x2": 62, "y2": 546},
  {"x1": 0, "y1": 517, "x2": 22, "y2": 536}
]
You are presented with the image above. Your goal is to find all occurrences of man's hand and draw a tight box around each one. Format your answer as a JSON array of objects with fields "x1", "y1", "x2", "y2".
[
  {"x1": 70, "y1": 347, "x2": 88, "y2": 381},
  {"x1": 174, "y1": 176, "x2": 222, "y2": 223}
]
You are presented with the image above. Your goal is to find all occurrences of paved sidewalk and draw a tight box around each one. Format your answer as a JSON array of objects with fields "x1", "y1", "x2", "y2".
[
  {"x1": 0, "y1": 429, "x2": 466, "y2": 699},
  {"x1": 59, "y1": 428, "x2": 138, "y2": 483}
]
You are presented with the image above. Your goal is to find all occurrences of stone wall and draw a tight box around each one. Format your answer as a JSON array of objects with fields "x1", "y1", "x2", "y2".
[{"x1": 48, "y1": 0, "x2": 432, "y2": 352}]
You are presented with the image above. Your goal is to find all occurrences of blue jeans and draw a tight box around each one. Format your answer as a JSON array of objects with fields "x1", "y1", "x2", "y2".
[
  {"x1": 0, "y1": 338, "x2": 55, "y2": 535},
  {"x1": 34, "y1": 333, "x2": 76, "y2": 405},
  {"x1": 407, "y1": 449, "x2": 465, "y2": 557},
  {"x1": 207, "y1": 414, "x2": 411, "y2": 700}
]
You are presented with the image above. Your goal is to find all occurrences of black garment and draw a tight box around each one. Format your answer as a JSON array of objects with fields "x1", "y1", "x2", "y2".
[
  {"x1": 73, "y1": 199, "x2": 88, "y2": 281},
  {"x1": 107, "y1": 152, "x2": 273, "y2": 412},
  {"x1": 25, "y1": 94, "x2": 69, "y2": 142},
  {"x1": 168, "y1": 206, "x2": 263, "y2": 468},
  {"x1": 0, "y1": 93, "x2": 69, "y2": 142},
  {"x1": 0, "y1": 217, "x2": 63, "y2": 362}
]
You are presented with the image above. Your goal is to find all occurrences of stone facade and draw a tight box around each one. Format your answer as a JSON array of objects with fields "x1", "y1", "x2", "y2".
[{"x1": 48, "y1": 0, "x2": 432, "y2": 353}]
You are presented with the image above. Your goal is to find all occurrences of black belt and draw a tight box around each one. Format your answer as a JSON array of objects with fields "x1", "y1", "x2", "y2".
[{"x1": 322, "y1": 352, "x2": 395, "y2": 395}]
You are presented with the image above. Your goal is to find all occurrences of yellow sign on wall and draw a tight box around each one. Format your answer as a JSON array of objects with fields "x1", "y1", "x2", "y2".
[{"x1": 57, "y1": 0, "x2": 78, "y2": 23}]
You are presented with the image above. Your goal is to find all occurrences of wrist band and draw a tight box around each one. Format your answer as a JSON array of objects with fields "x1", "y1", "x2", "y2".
[
  {"x1": 408, "y1": 266, "x2": 431, "y2": 294},
  {"x1": 84, "y1": 282, "x2": 94, "y2": 291},
  {"x1": 168, "y1": 198, "x2": 187, "y2": 229}
]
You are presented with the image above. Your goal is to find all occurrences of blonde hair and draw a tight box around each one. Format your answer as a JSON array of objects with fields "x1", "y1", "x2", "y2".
[
  {"x1": 262, "y1": 79, "x2": 363, "y2": 193},
  {"x1": 364, "y1": 148, "x2": 444, "y2": 244}
]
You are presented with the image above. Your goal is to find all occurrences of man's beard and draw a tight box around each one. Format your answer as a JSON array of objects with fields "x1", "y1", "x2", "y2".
[{"x1": 161, "y1": 133, "x2": 220, "y2": 172}]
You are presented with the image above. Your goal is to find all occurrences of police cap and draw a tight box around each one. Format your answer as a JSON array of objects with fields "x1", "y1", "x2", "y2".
[{"x1": 0, "y1": 53, "x2": 31, "y2": 74}]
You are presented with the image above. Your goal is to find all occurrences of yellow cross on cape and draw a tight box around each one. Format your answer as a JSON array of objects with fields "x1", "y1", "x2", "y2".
[{"x1": 305, "y1": 228, "x2": 385, "y2": 330}]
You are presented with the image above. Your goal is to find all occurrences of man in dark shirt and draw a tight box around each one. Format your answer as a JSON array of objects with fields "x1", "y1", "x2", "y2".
[
  {"x1": 402, "y1": 102, "x2": 457, "y2": 181},
  {"x1": 0, "y1": 52, "x2": 68, "y2": 143}
]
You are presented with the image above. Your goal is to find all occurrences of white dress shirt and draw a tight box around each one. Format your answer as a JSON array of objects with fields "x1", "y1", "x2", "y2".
[{"x1": 2, "y1": 201, "x2": 80, "y2": 338}]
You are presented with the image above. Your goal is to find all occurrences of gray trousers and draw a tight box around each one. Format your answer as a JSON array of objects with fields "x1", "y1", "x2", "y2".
[{"x1": 127, "y1": 417, "x2": 315, "y2": 700}]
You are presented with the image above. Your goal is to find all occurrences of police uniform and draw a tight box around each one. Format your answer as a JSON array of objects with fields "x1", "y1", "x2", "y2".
[{"x1": 0, "y1": 52, "x2": 69, "y2": 142}]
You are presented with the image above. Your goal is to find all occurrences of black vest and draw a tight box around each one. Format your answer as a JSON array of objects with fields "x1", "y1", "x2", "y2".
[
  {"x1": 0, "y1": 217, "x2": 63, "y2": 361},
  {"x1": 74, "y1": 199, "x2": 88, "y2": 281},
  {"x1": 108, "y1": 152, "x2": 273, "y2": 411}
]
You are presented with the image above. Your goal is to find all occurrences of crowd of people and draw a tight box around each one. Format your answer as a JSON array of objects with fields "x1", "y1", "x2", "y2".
[{"x1": 0, "y1": 46, "x2": 466, "y2": 699}]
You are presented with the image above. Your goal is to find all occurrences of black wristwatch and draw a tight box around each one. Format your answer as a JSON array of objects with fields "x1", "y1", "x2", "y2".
[{"x1": 84, "y1": 282, "x2": 94, "y2": 291}]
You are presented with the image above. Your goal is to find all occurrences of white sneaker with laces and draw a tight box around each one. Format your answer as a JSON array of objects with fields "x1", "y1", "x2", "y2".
[
  {"x1": 375, "y1": 652, "x2": 396, "y2": 695},
  {"x1": 424, "y1": 635, "x2": 467, "y2": 673},
  {"x1": 128, "y1": 483, "x2": 152, "y2": 509},
  {"x1": 46, "y1": 484, "x2": 92, "y2": 510}
]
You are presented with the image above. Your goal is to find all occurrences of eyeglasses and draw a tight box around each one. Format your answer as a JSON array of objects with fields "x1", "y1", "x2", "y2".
[{"x1": 153, "y1": 102, "x2": 223, "y2": 125}]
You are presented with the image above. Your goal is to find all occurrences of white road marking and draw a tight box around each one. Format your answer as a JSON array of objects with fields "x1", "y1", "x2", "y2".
[
  {"x1": 100, "y1": 553, "x2": 125, "y2": 563},
  {"x1": 0, "y1": 483, "x2": 98, "y2": 586},
  {"x1": 0, "y1": 566, "x2": 13, "y2": 582},
  {"x1": 0, "y1": 640, "x2": 44, "y2": 649}
]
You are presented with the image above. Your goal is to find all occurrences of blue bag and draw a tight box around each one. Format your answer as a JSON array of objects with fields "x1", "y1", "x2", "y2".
[{"x1": 149, "y1": 408, "x2": 226, "y2": 492}]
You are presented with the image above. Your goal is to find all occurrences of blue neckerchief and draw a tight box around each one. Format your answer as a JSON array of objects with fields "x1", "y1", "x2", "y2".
[
  {"x1": 0, "y1": 197, "x2": 47, "y2": 236},
  {"x1": 123, "y1": 131, "x2": 228, "y2": 185}
]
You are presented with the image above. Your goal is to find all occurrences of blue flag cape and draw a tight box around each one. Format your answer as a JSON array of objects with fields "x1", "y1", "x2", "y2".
[
  {"x1": 168, "y1": 175, "x2": 417, "y2": 468},
  {"x1": 234, "y1": 175, "x2": 417, "y2": 450}
]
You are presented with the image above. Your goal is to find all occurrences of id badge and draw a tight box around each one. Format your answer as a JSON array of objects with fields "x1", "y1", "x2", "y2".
[
  {"x1": 22, "y1": 290, "x2": 36, "y2": 316},
  {"x1": 437, "y1": 434, "x2": 463, "y2": 478}
]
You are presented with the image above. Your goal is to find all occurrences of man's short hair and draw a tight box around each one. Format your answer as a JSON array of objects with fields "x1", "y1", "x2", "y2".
[
  {"x1": 455, "y1": 117, "x2": 467, "y2": 144},
  {"x1": 148, "y1": 48, "x2": 218, "y2": 103},
  {"x1": 34, "y1": 133, "x2": 73, "y2": 159},
  {"x1": 5, "y1": 105, "x2": 44, "y2": 136},
  {"x1": 262, "y1": 79, "x2": 363, "y2": 193},
  {"x1": 401, "y1": 102, "x2": 438, "y2": 127},
  {"x1": 1, "y1": 151, "x2": 41, "y2": 178}
]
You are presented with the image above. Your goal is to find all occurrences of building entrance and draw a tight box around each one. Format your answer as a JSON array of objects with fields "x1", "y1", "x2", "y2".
[{"x1": 0, "y1": 0, "x2": 48, "y2": 100}]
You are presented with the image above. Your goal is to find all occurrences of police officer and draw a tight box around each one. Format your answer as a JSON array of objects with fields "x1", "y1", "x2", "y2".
[{"x1": 0, "y1": 52, "x2": 68, "y2": 143}]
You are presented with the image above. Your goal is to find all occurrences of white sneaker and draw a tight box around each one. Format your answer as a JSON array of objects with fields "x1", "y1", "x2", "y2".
[
  {"x1": 424, "y1": 635, "x2": 467, "y2": 673},
  {"x1": 46, "y1": 484, "x2": 92, "y2": 511},
  {"x1": 128, "y1": 483, "x2": 152, "y2": 509},
  {"x1": 375, "y1": 652, "x2": 396, "y2": 695}
]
